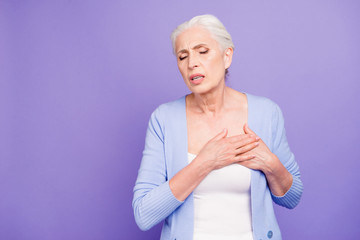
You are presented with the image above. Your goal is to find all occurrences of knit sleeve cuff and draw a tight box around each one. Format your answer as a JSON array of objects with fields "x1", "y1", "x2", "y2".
[
  {"x1": 135, "y1": 181, "x2": 183, "y2": 230},
  {"x1": 271, "y1": 176, "x2": 303, "y2": 209},
  {"x1": 155, "y1": 181, "x2": 184, "y2": 211}
]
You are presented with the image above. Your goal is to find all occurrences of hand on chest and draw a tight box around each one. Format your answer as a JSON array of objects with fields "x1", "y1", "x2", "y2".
[{"x1": 187, "y1": 111, "x2": 247, "y2": 154}]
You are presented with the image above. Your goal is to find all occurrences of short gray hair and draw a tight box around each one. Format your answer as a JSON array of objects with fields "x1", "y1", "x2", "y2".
[{"x1": 171, "y1": 14, "x2": 235, "y2": 54}]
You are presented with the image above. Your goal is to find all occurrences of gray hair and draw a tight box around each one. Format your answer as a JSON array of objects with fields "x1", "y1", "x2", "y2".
[{"x1": 170, "y1": 14, "x2": 235, "y2": 54}]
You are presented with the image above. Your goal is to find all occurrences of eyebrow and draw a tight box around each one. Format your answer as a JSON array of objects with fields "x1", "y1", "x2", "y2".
[{"x1": 177, "y1": 44, "x2": 208, "y2": 55}]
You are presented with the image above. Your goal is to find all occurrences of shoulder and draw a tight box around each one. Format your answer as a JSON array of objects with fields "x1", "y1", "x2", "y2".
[
  {"x1": 246, "y1": 92, "x2": 281, "y2": 119},
  {"x1": 246, "y1": 93, "x2": 278, "y2": 109},
  {"x1": 150, "y1": 96, "x2": 186, "y2": 122},
  {"x1": 157, "y1": 96, "x2": 185, "y2": 111}
]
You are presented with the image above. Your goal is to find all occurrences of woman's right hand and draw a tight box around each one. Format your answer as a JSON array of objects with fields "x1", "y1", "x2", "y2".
[
  {"x1": 195, "y1": 128, "x2": 260, "y2": 171},
  {"x1": 169, "y1": 128, "x2": 259, "y2": 201}
]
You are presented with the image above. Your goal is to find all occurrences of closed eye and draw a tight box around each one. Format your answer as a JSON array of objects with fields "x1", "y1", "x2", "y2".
[
  {"x1": 179, "y1": 56, "x2": 187, "y2": 61},
  {"x1": 200, "y1": 49, "x2": 209, "y2": 54}
]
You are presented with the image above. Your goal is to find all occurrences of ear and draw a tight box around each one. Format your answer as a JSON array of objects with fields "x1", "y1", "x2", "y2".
[{"x1": 224, "y1": 47, "x2": 233, "y2": 70}]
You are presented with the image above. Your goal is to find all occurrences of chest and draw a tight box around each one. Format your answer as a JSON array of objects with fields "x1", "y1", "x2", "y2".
[{"x1": 186, "y1": 109, "x2": 247, "y2": 154}]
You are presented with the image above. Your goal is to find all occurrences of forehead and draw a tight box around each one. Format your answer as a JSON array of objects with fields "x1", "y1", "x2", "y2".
[{"x1": 175, "y1": 26, "x2": 220, "y2": 53}]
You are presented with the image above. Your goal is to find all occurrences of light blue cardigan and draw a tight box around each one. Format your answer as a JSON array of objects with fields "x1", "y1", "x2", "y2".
[{"x1": 133, "y1": 93, "x2": 303, "y2": 240}]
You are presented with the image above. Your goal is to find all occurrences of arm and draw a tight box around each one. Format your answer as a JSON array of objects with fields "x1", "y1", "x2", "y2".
[
  {"x1": 269, "y1": 104, "x2": 303, "y2": 209},
  {"x1": 132, "y1": 108, "x2": 182, "y2": 231},
  {"x1": 239, "y1": 105, "x2": 303, "y2": 209},
  {"x1": 243, "y1": 124, "x2": 294, "y2": 197}
]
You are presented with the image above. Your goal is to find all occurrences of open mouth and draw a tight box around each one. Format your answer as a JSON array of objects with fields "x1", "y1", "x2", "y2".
[
  {"x1": 190, "y1": 74, "x2": 205, "y2": 84},
  {"x1": 192, "y1": 76, "x2": 204, "y2": 80}
]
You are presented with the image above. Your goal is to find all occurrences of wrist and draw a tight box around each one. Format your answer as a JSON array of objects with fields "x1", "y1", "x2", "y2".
[
  {"x1": 191, "y1": 155, "x2": 213, "y2": 177},
  {"x1": 263, "y1": 153, "x2": 282, "y2": 176},
  {"x1": 263, "y1": 153, "x2": 293, "y2": 196}
]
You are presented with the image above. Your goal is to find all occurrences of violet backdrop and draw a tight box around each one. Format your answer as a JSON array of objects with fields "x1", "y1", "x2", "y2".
[{"x1": 1, "y1": 0, "x2": 359, "y2": 239}]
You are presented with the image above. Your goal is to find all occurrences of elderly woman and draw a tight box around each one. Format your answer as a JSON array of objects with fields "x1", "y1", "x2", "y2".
[{"x1": 133, "y1": 15, "x2": 303, "y2": 240}]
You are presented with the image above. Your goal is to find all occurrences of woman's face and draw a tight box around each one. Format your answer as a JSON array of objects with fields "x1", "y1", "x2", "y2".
[{"x1": 175, "y1": 26, "x2": 233, "y2": 94}]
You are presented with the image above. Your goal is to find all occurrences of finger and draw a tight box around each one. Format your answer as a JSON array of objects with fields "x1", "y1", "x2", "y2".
[
  {"x1": 243, "y1": 123, "x2": 256, "y2": 135},
  {"x1": 230, "y1": 134, "x2": 259, "y2": 149},
  {"x1": 237, "y1": 159, "x2": 259, "y2": 170},
  {"x1": 233, "y1": 153, "x2": 255, "y2": 162},
  {"x1": 228, "y1": 133, "x2": 256, "y2": 144},
  {"x1": 235, "y1": 141, "x2": 259, "y2": 155},
  {"x1": 212, "y1": 128, "x2": 228, "y2": 141}
]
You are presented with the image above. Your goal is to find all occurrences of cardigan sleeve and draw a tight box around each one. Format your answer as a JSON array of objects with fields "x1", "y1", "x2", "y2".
[
  {"x1": 132, "y1": 106, "x2": 183, "y2": 231},
  {"x1": 270, "y1": 104, "x2": 303, "y2": 209}
]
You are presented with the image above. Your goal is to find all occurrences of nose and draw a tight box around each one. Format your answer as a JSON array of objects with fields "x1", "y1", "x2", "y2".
[{"x1": 188, "y1": 54, "x2": 199, "y2": 69}]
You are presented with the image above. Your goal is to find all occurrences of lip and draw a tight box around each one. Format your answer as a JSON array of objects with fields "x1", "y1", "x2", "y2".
[{"x1": 189, "y1": 73, "x2": 205, "y2": 85}]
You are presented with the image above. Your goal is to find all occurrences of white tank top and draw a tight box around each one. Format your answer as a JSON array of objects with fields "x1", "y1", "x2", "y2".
[{"x1": 188, "y1": 153, "x2": 253, "y2": 240}]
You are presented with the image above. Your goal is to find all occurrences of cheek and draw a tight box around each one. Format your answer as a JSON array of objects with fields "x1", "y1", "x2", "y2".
[{"x1": 205, "y1": 55, "x2": 225, "y2": 71}]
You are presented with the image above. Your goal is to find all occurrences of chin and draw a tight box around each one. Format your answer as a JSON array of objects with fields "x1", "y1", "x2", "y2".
[
  {"x1": 189, "y1": 81, "x2": 224, "y2": 95},
  {"x1": 188, "y1": 85, "x2": 215, "y2": 95}
]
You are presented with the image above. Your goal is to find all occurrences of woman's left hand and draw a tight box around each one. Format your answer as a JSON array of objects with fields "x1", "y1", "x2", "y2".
[
  {"x1": 238, "y1": 124, "x2": 293, "y2": 196},
  {"x1": 236, "y1": 124, "x2": 277, "y2": 173}
]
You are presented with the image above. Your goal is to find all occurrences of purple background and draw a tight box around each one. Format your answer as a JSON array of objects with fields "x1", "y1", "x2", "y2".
[{"x1": 1, "y1": 0, "x2": 359, "y2": 239}]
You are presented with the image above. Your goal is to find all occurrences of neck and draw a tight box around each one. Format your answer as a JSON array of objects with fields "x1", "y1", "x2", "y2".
[{"x1": 189, "y1": 82, "x2": 228, "y2": 116}]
